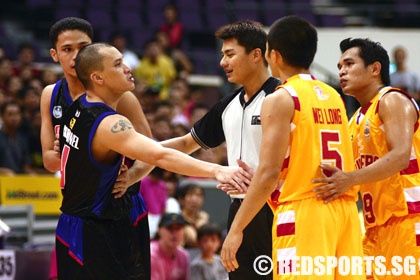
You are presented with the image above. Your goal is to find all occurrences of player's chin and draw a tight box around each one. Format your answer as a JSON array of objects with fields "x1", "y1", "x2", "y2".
[{"x1": 126, "y1": 81, "x2": 135, "y2": 91}]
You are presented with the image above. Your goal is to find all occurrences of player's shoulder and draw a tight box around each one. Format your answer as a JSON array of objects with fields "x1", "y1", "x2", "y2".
[
  {"x1": 40, "y1": 83, "x2": 58, "y2": 108},
  {"x1": 98, "y1": 113, "x2": 131, "y2": 132},
  {"x1": 264, "y1": 87, "x2": 294, "y2": 109},
  {"x1": 41, "y1": 83, "x2": 56, "y2": 96}
]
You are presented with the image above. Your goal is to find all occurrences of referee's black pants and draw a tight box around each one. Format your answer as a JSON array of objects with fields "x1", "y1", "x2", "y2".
[{"x1": 227, "y1": 199, "x2": 273, "y2": 280}]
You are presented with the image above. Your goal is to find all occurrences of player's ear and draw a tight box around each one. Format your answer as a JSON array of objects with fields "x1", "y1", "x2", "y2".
[
  {"x1": 370, "y1": 61, "x2": 382, "y2": 76},
  {"x1": 252, "y1": 48, "x2": 262, "y2": 61},
  {"x1": 91, "y1": 72, "x2": 103, "y2": 85},
  {"x1": 50, "y1": 48, "x2": 58, "y2": 62}
]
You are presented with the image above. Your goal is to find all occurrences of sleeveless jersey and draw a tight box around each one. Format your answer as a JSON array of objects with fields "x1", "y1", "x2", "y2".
[
  {"x1": 277, "y1": 74, "x2": 358, "y2": 202},
  {"x1": 59, "y1": 95, "x2": 125, "y2": 220},
  {"x1": 349, "y1": 86, "x2": 420, "y2": 229},
  {"x1": 50, "y1": 78, "x2": 73, "y2": 135}
]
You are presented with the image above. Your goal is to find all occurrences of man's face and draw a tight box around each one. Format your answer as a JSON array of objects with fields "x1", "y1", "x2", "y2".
[
  {"x1": 50, "y1": 30, "x2": 92, "y2": 79},
  {"x1": 159, "y1": 223, "x2": 185, "y2": 251},
  {"x1": 219, "y1": 38, "x2": 255, "y2": 85},
  {"x1": 337, "y1": 47, "x2": 372, "y2": 97},
  {"x1": 18, "y1": 48, "x2": 35, "y2": 65},
  {"x1": 99, "y1": 47, "x2": 135, "y2": 94},
  {"x1": 2, "y1": 104, "x2": 22, "y2": 129}
]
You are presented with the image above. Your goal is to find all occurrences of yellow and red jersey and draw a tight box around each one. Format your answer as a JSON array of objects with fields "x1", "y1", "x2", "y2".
[{"x1": 349, "y1": 86, "x2": 420, "y2": 229}]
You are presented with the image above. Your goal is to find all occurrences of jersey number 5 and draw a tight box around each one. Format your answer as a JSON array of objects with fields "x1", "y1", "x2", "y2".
[{"x1": 320, "y1": 130, "x2": 343, "y2": 176}]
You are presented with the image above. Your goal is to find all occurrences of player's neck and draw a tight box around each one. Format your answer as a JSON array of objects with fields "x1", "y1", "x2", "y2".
[
  {"x1": 355, "y1": 83, "x2": 385, "y2": 107},
  {"x1": 85, "y1": 89, "x2": 120, "y2": 110},
  {"x1": 280, "y1": 67, "x2": 310, "y2": 82},
  {"x1": 65, "y1": 74, "x2": 86, "y2": 100}
]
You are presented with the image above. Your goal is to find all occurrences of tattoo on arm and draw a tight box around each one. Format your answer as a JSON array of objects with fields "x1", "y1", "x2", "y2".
[{"x1": 111, "y1": 120, "x2": 133, "y2": 133}]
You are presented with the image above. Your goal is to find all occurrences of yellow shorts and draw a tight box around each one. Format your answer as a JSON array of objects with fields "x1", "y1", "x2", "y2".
[
  {"x1": 272, "y1": 196, "x2": 364, "y2": 279},
  {"x1": 364, "y1": 213, "x2": 420, "y2": 279}
]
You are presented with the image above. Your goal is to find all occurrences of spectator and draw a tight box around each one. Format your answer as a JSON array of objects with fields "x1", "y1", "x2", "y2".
[
  {"x1": 159, "y1": 4, "x2": 184, "y2": 49},
  {"x1": 390, "y1": 46, "x2": 420, "y2": 103},
  {"x1": 133, "y1": 40, "x2": 176, "y2": 100},
  {"x1": 18, "y1": 86, "x2": 41, "y2": 143},
  {"x1": 171, "y1": 77, "x2": 198, "y2": 120},
  {"x1": 0, "y1": 44, "x2": 5, "y2": 60},
  {"x1": 18, "y1": 86, "x2": 40, "y2": 117},
  {"x1": 12, "y1": 42, "x2": 41, "y2": 79},
  {"x1": 164, "y1": 172, "x2": 182, "y2": 214},
  {"x1": 152, "y1": 115, "x2": 173, "y2": 141},
  {"x1": 0, "y1": 58, "x2": 13, "y2": 93},
  {"x1": 27, "y1": 108, "x2": 49, "y2": 174},
  {"x1": 5, "y1": 75, "x2": 23, "y2": 101},
  {"x1": 27, "y1": 77, "x2": 44, "y2": 93},
  {"x1": 155, "y1": 100, "x2": 173, "y2": 120},
  {"x1": 151, "y1": 213, "x2": 190, "y2": 280},
  {"x1": 178, "y1": 184, "x2": 209, "y2": 248},
  {"x1": 156, "y1": 31, "x2": 193, "y2": 79},
  {"x1": 140, "y1": 167, "x2": 168, "y2": 238},
  {"x1": 189, "y1": 103, "x2": 209, "y2": 128},
  {"x1": 40, "y1": 67, "x2": 59, "y2": 87},
  {"x1": 168, "y1": 85, "x2": 190, "y2": 127},
  {"x1": 18, "y1": 65, "x2": 35, "y2": 88},
  {"x1": 139, "y1": 86, "x2": 160, "y2": 115},
  {"x1": 109, "y1": 31, "x2": 140, "y2": 70},
  {"x1": 0, "y1": 90, "x2": 6, "y2": 122},
  {"x1": 172, "y1": 123, "x2": 189, "y2": 138},
  {"x1": 0, "y1": 101, "x2": 35, "y2": 175},
  {"x1": 190, "y1": 223, "x2": 228, "y2": 280}
]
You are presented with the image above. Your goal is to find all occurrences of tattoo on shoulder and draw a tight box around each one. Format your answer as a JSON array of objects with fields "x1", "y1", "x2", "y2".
[{"x1": 111, "y1": 120, "x2": 133, "y2": 133}]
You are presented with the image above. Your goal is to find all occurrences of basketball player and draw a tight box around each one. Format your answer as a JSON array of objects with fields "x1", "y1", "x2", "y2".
[
  {"x1": 40, "y1": 17, "x2": 153, "y2": 279},
  {"x1": 314, "y1": 38, "x2": 420, "y2": 279},
  {"x1": 221, "y1": 16, "x2": 364, "y2": 279},
  {"x1": 41, "y1": 17, "x2": 152, "y2": 191},
  {"x1": 56, "y1": 43, "x2": 250, "y2": 279}
]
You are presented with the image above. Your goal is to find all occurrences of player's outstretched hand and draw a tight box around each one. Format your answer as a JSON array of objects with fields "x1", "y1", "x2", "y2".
[
  {"x1": 217, "y1": 159, "x2": 254, "y2": 194},
  {"x1": 215, "y1": 163, "x2": 252, "y2": 193}
]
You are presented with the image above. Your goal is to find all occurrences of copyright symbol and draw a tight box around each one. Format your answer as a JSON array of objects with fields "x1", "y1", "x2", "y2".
[{"x1": 253, "y1": 255, "x2": 273, "y2": 275}]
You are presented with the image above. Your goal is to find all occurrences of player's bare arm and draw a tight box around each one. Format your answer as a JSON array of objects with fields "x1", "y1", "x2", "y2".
[
  {"x1": 313, "y1": 91, "x2": 417, "y2": 202},
  {"x1": 113, "y1": 91, "x2": 154, "y2": 197},
  {"x1": 162, "y1": 134, "x2": 251, "y2": 194},
  {"x1": 117, "y1": 91, "x2": 152, "y2": 137},
  {"x1": 40, "y1": 84, "x2": 61, "y2": 172},
  {"x1": 160, "y1": 133, "x2": 201, "y2": 155},
  {"x1": 94, "y1": 115, "x2": 252, "y2": 188}
]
